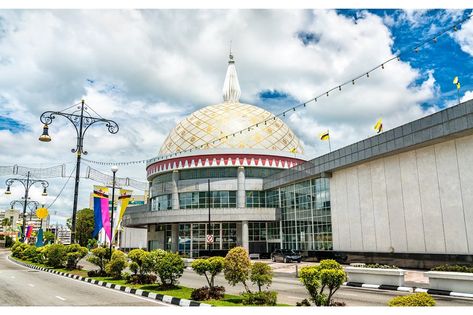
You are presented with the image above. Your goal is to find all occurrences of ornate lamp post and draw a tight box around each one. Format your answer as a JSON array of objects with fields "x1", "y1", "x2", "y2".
[
  {"x1": 110, "y1": 165, "x2": 118, "y2": 257},
  {"x1": 5, "y1": 171, "x2": 48, "y2": 241},
  {"x1": 39, "y1": 100, "x2": 119, "y2": 243}
]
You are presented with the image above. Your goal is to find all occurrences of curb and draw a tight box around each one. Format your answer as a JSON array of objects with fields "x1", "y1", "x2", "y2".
[
  {"x1": 8, "y1": 256, "x2": 212, "y2": 307},
  {"x1": 343, "y1": 282, "x2": 473, "y2": 299}
]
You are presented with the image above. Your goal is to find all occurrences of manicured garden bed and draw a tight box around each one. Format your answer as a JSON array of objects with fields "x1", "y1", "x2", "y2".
[
  {"x1": 9, "y1": 256, "x2": 266, "y2": 306},
  {"x1": 345, "y1": 266, "x2": 406, "y2": 286}
]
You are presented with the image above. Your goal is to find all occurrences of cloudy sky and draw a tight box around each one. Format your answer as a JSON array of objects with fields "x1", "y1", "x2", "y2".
[{"x1": 0, "y1": 8, "x2": 472, "y2": 224}]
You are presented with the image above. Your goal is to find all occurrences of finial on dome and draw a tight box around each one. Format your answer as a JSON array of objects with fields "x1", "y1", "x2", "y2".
[{"x1": 222, "y1": 49, "x2": 241, "y2": 103}]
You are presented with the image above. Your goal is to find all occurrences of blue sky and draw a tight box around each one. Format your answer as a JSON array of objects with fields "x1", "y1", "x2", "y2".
[{"x1": 0, "y1": 9, "x2": 473, "y2": 221}]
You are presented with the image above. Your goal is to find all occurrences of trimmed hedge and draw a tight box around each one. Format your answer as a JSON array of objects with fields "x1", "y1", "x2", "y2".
[
  {"x1": 362, "y1": 263, "x2": 399, "y2": 269},
  {"x1": 388, "y1": 292, "x2": 436, "y2": 307},
  {"x1": 431, "y1": 264, "x2": 473, "y2": 273}
]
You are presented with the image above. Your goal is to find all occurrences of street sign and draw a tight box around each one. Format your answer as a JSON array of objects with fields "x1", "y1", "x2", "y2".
[{"x1": 206, "y1": 234, "x2": 214, "y2": 244}]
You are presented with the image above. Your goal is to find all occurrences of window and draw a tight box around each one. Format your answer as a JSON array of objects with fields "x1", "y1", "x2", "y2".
[
  {"x1": 151, "y1": 194, "x2": 172, "y2": 211},
  {"x1": 179, "y1": 191, "x2": 237, "y2": 209},
  {"x1": 246, "y1": 191, "x2": 266, "y2": 207},
  {"x1": 179, "y1": 167, "x2": 237, "y2": 180}
]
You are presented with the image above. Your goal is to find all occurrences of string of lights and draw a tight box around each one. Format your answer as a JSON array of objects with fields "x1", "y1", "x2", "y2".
[
  {"x1": 45, "y1": 165, "x2": 76, "y2": 210},
  {"x1": 73, "y1": 12, "x2": 473, "y2": 167}
]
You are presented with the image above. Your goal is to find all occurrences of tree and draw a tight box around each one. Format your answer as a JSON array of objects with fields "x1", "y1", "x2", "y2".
[
  {"x1": 223, "y1": 246, "x2": 251, "y2": 292},
  {"x1": 43, "y1": 231, "x2": 55, "y2": 244},
  {"x1": 74, "y1": 208, "x2": 95, "y2": 247},
  {"x1": 2, "y1": 218, "x2": 11, "y2": 231},
  {"x1": 299, "y1": 259, "x2": 346, "y2": 306},
  {"x1": 87, "y1": 246, "x2": 110, "y2": 274},
  {"x1": 250, "y1": 262, "x2": 273, "y2": 292},
  {"x1": 192, "y1": 256, "x2": 225, "y2": 289},
  {"x1": 128, "y1": 249, "x2": 150, "y2": 276},
  {"x1": 105, "y1": 250, "x2": 127, "y2": 279},
  {"x1": 65, "y1": 244, "x2": 88, "y2": 269},
  {"x1": 146, "y1": 250, "x2": 184, "y2": 288}
]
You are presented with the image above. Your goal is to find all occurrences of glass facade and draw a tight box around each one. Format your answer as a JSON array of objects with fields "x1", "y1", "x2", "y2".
[
  {"x1": 151, "y1": 194, "x2": 172, "y2": 211},
  {"x1": 177, "y1": 222, "x2": 237, "y2": 257},
  {"x1": 179, "y1": 191, "x2": 237, "y2": 209},
  {"x1": 179, "y1": 167, "x2": 237, "y2": 180},
  {"x1": 246, "y1": 191, "x2": 266, "y2": 208},
  {"x1": 275, "y1": 177, "x2": 332, "y2": 251}
]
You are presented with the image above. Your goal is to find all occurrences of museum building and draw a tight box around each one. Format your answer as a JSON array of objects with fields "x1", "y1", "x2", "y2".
[{"x1": 123, "y1": 54, "x2": 473, "y2": 267}]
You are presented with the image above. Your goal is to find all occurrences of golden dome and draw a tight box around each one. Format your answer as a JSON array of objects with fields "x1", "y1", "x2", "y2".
[
  {"x1": 159, "y1": 53, "x2": 303, "y2": 156},
  {"x1": 159, "y1": 101, "x2": 303, "y2": 155}
]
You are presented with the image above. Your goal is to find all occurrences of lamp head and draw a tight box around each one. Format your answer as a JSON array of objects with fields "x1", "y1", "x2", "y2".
[
  {"x1": 42, "y1": 187, "x2": 48, "y2": 196},
  {"x1": 5, "y1": 185, "x2": 11, "y2": 195},
  {"x1": 39, "y1": 124, "x2": 51, "y2": 142},
  {"x1": 111, "y1": 165, "x2": 118, "y2": 173}
]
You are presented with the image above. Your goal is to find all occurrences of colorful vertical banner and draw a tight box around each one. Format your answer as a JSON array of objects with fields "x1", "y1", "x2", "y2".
[
  {"x1": 114, "y1": 189, "x2": 133, "y2": 238},
  {"x1": 93, "y1": 185, "x2": 111, "y2": 241},
  {"x1": 92, "y1": 186, "x2": 107, "y2": 237},
  {"x1": 36, "y1": 228, "x2": 44, "y2": 247},
  {"x1": 26, "y1": 225, "x2": 33, "y2": 238}
]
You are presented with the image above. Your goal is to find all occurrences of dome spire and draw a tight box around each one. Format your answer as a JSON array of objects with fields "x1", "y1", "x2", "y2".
[{"x1": 222, "y1": 50, "x2": 241, "y2": 103}]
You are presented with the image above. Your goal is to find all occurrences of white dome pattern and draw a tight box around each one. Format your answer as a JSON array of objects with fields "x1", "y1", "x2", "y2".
[
  {"x1": 159, "y1": 53, "x2": 304, "y2": 156},
  {"x1": 159, "y1": 101, "x2": 303, "y2": 155}
]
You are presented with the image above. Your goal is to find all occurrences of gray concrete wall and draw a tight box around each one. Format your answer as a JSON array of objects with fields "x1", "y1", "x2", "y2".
[{"x1": 331, "y1": 134, "x2": 473, "y2": 255}]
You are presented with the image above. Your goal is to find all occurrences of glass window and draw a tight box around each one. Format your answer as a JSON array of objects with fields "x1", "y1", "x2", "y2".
[
  {"x1": 151, "y1": 194, "x2": 172, "y2": 211},
  {"x1": 179, "y1": 167, "x2": 237, "y2": 180}
]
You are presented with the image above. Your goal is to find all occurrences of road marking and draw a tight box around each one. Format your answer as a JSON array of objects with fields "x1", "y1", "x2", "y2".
[
  {"x1": 28, "y1": 283, "x2": 35, "y2": 287},
  {"x1": 10, "y1": 276, "x2": 15, "y2": 279},
  {"x1": 287, "y1": 296, "x2": 303, "y2": 299},
  {"x1": 55, "y1": 296, "x2": 66, "y2": 301}
]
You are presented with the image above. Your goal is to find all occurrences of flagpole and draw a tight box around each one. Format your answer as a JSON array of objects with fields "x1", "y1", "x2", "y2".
[
  {"x1": 328, "y1": 129, "x2": 332, "y2": 152},
  {"x1": 457, "y1": 88, "x2": 460, "y2": 105}
]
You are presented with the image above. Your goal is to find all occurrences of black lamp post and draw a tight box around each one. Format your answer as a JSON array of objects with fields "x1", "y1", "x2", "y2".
[
  {"x1": 39, "y1": 100, "x2": 119, "y2": 243},
  {"x1": 5, "y1": 171, "x2": 48, "y2": 242},
  {"x1": 110, "y1": 165, "x2": 118, "y2": 257}
]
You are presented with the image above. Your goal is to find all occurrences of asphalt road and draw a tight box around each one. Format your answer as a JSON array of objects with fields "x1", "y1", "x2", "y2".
[
  {"x1": 0, "y1": 250, "x2": 168, "y2": 306},
  {"x1": 179, "y1": 268, "x2": 473, "y2": 306}
]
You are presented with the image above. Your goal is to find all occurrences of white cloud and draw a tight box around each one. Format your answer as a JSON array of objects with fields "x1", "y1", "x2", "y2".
[
  {"x1": 453, "y1": 17, "x2": 473, "y2": 56},
  {"x1": 0, "y1": 9, "x2": 440, "y2": 222}
]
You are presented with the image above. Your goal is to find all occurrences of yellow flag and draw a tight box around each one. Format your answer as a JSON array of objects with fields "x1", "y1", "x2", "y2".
[
  {"x1": 374, "y1": 118, "x2": 383, "y2": 133},
  {"x1": 319, "y1": 131, "x2": 329, "y2": 141},
  {"x1": 114, "y1": 189, "x2": 133, "y2": 237},
  {"x1": 453, "y1": 77, "x2": 461, "y2": 90},
  {"x1": 289, "y1": 147, "x2": 297, "y2": 153},
  {"x1": 93, "y1": 185, "x2": 109, "y2": 198}
]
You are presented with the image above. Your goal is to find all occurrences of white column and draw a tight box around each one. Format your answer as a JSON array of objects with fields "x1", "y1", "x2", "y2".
[
  {"x1": 242, "y1": 220, "x2": 249, "y2": 251},
  {"x1": 237, "y1": 166, "x2": 245, "y2": 208},
  {"x1": 172, "y1": 170, "x2": 179, "y2": 210},
  {"x1": 171, "y1": 223, "x2": 179, "y2": 253}
]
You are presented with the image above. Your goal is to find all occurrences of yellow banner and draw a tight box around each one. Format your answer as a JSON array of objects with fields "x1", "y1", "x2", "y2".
[
  {"x1": 114, "y1": 189, "x2": 133, "y2": 237},
  {"x1": 93, "y1": 185, "x2": 109, "y2": 198}
]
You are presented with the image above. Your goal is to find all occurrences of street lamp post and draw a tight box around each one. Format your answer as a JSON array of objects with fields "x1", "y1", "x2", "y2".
[
  {"x1": 5, "y1": 171, "x2": 48, "y2": 242},
  {"x1": 110, "y1": 166, "x2": 118, "y2": 257},
  {"x1": 39, "y1": 100, "x2": 119, "y2": 243}
]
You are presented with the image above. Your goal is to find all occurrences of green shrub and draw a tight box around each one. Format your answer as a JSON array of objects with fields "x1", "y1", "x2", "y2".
[
  {"x1": 151, "y1": 251, "x2": 184, "y2": 287},
  {"x1": 45, "y1": 244, "x2": 66, "y2": 268},
  {"x1": 250, "y1": 262, "x2": 273, "y2": 292},
  {"x1": 299, "y1": 259, "x2": 347, "y2": 306},
  {"x1": 224, "y1": 247, "x2": 251, "y2": 292},
  {"x1": 105, "y1": 250, "x2": 127, "y2": 279},
  {"x1": 65, "y1": 244, "x2": 88, "y2": 269},
  {"x1": 5, "y1": 236, "x2": 13, "y2": 247},
  {"x1": 191, "y1": 286, "x2": 225, "y2": 301},
  {"x1": 128, "y1": 248, "x2": 150, "y2": 275},
  {"x1": 192, "y1": 256, "x2": 225, "y2": 291},
  {"x1": 87, "y1": 238, "x2": 98, "y2": 249},
  {"x1": 388, "y1": 292, "x2": 436, "y2": 307},
  {"x1": 431, "y1": 264, "x2": 473, "y2": 273},
  {"x1": 129, "y1": 261, "x2": 140, "y2": 275},
  {"x1": 23, "y1": 245, "x2": 37, "y2": 261},
  {"x1": 32, "y1": 246, "x2": 48, "y2": 264},
  {"x1": 11, "y1": 242, "x2": 28, "y2": 259},
  {"x1": 241, "y1": 291, "x2": 278, "y2": 306},
  {"x1": 363, "y1": 263, "x2": 399, "y2": 269},
  {"x1": 87, "y1": 247, "x2": 110, "y2": 274}
]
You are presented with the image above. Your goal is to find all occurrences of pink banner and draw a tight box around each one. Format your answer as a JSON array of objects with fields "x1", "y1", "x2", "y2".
[{"x1": 101, "y1": 197, "x2": 111, "y2": 242}]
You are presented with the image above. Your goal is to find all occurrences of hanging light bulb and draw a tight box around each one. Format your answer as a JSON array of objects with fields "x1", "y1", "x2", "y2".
[
  {"x1": 339, "y1": 86, "x2": 341, "y2": 91},
  {"x1": 366, "y1": 73, "x2": 370, "y2": 78},
  {"x1": 5, "y1": 185, "x2": 11, "y2": 195},
  {"x1": 42, "y1": 187, "x2": 48, "y2": 196},
  {"x1": 381, "y1": 64, "x2": 384, "y2": 69},
  {"x1": 352, "y1": 80, "x2": 355, "y2": 85}
]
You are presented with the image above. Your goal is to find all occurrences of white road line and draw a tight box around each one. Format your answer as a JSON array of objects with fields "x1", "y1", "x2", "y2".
[
  {"x1": 28, "y1": 283, "x2": 35, "y2": 287},
  {"x1": 10, "y1": 276, "x2": 15, "y2": 279},
  {"x1": 55, "y1": 296, "x2": 66, "y2": 301}
]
